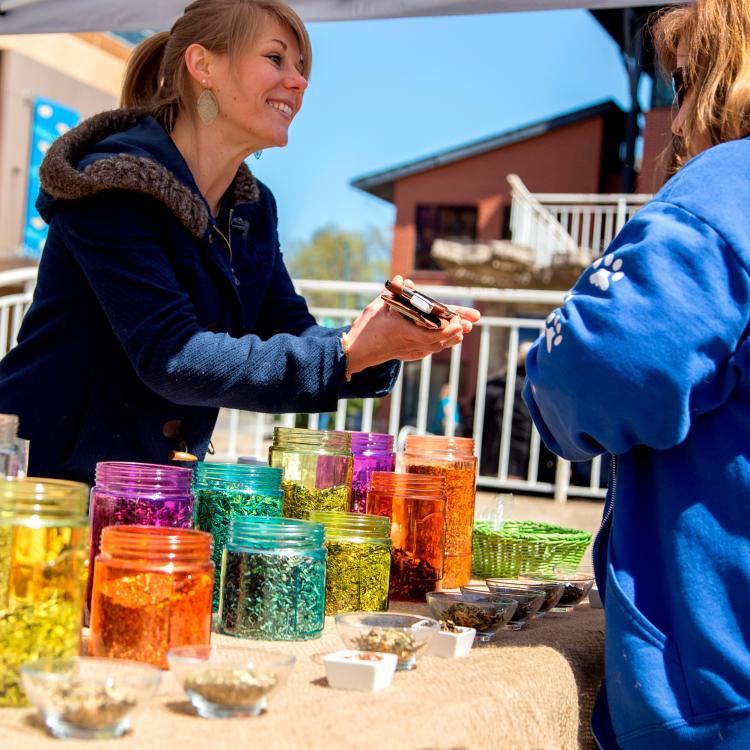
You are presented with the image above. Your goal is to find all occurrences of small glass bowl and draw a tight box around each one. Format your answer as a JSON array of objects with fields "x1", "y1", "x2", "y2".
[
  {"x1": 488, "y1": 577, "x2": 565, "y2": 617},
  {"x1": 461, "y1": 583, "x2": 546, "y2": 630},
  {"x1": 426, "y1": 591, "x2": 518, "y2": 643},
  {"x1": 20, "y1": 656, "x2": 161, "y2": 740},
  {"x1": 167, "y1": 645, "x2": 295, "y2": 719},
  {"x1": 552, "y1": 572, "x2": 595, "y2": 612},
  {"x1": 334, "y1": 612, "x2": 439, "y2": 671}
]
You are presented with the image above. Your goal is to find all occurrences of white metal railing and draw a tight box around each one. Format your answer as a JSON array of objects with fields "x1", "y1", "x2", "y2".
[
  {"x1": 537, "y1": 196, "x2": 651, "y2": 256},
  {"x1": 507, "y1": 174, "x2": 579, "y2": 267},
  {"x1": 0, "y1": 268, "x2": 606, "y2": 501}
]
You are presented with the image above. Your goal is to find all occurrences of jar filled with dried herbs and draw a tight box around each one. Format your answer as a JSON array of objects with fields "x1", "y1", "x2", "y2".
[
  {"x1": 308, "y1": 510, "x2": 391, "y2": 614},
  {"x1": 403, "y1": 436, "x2": 477, "y2": 588},
  {"x1": 0, "y1": 478, "x2": 89, "y2": 706},
  {"x1": 89, "y1": 526, "x2": 213, "y2": 668},
  {"x1": 349, "y1": 432, "x2": 395, "y2": 514},
  {"x1": 193, "y1": 462, "x2": 283, "y2": 609},
  {"x1": 86, "y1": 462, "x2": 194, "y2": 617},
  {"x1": 268, "y1": 427, "x2": 352, "y2": 519},
  {"x1": 219, "y1": 516, "x2": 327, "y2": 641},
  {"x1": 366, "y1": 471, "x2": 447, "y2": 601}
]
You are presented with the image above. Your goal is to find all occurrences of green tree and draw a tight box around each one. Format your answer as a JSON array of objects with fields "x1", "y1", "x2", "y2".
[{"x1": 288, "y1": 225, "x2": 390, "y2": 310}]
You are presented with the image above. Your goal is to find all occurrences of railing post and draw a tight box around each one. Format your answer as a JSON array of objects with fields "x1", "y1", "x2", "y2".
[{"x1": 554, "y1": 458, "x2": 571, "y2": 503}]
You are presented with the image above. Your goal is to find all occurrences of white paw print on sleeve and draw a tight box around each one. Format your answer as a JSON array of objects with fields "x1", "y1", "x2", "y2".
[
  {"x1": 545, "y1": 311, "x2": 563, "y2": 353},
  {"x1": 589, "y1": 253, "x2": 624, "y2": 291}
]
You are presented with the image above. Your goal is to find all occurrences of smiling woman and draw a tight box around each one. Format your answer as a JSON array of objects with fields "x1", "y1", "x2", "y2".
[{"x1": 0, "y1": 0, "x2": 480, "y2": 485}]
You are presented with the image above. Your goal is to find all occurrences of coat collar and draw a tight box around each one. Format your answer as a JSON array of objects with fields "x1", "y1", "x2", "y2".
[{"x1": 39, "y1": 107, "x2": 260, "y2": 239}]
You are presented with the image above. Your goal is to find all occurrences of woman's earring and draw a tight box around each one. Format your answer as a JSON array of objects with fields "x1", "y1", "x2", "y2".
[{"x1": 197, "y1": 80, "x2": 219, "y2": 125}]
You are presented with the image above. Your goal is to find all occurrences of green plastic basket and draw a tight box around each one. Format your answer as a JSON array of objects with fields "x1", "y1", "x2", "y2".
[{"x1": 471, "y1": 520, "x2": 592, "y2": 579}]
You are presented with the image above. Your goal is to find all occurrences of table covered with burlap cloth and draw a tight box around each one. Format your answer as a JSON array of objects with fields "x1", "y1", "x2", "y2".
[{"x1": 0, "y1": 603, "x2": 604, "y2": 750}]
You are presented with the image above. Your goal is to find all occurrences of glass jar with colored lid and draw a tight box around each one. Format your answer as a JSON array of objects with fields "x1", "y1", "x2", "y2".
[
  {"x1": 89, "y1": 526, "x2": 213, "y2": 668},
  {"x1": 308, "y1": 510, "x2": 391, "y2": 614},
  {"x1": 193, "y1": 462, "x2": 283, "y2": 609},
  {"x1": 0, "y1": 477, "x2": 89, "y2": 706},
  {"x1": 86, "y1": 462, "x2": 194, "y2": 616},
  {"x1": 218, "y1": 516, "x2": 326, "y2": 641},
  {"x1": 366, "y1": 471, "x2": 447, "y2": 601},
  {"x1": 349, "y1": 431, "x2": 395, "y2": 514},
  {"x1": 403, "y1": 435, "x2": 477, "y2": 588},
  {"x1": 268, "y1": 427, "x2": 352, "y2": 519}
]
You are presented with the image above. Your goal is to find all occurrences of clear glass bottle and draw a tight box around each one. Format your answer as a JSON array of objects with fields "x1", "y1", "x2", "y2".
[
  {"x1": 86, "y1": 462, "x2": 194, "y2": 617},
  {"x1": 268, "y1": 427, "x2": 352, "y2": 519},
  {"x1": 403, "y1": 435, "x2": 477, "y2": 588},
  {"x1": 89, "y1": 526, "x2": 213, "y2": 668},
  {"x1": 366, "y1": 471, "x2": 447, "y2": 601},
  {"x1": 0, "y1": 477, "x2": 89, "y2": 706},
  {"x1": 193, "y1": 462, "x2": 283, "y2": 609},
  {"x1": 219, "y1": 516, "x2": 326, "y2": 641},
  {"x1": 0, "y1": 414, "x2": 20, "y2": 478},
  {"x1": 308, "y1": 510, "x2": 391, "y2": 614},
  {"x1": 349, "y1": 432, "x2": 395, "y2": 514}
]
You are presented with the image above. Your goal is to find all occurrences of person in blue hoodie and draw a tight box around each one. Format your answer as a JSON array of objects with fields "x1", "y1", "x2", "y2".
[
  {"x1": 523, "y1": 1, "x2": 750, "y2": 747},
  {"x1": 0, "y1": 0, "x2": 479, "y2": 485}
]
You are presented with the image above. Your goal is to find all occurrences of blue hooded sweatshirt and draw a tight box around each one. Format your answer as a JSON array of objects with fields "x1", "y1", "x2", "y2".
[
  {"x1": 0, "y1": 109, "x2": 398, "y2": 485},
  {"x1": 524, "y1": 137, "x2": 750, "y2": 748}
]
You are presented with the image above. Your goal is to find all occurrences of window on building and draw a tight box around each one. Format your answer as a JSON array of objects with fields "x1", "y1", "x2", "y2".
[{"x1": 415, "y1": 205, "x2": 477, "y2": 271}]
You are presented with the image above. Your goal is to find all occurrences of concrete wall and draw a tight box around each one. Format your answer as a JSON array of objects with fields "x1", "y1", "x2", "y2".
[{"x1": 0, "y1": 44, "x2": 121, "y2": 258}]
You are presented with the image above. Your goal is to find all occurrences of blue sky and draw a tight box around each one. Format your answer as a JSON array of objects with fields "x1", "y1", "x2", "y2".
[{"x1": 249, "y1": 9, "x2": 645, "y2": 254}]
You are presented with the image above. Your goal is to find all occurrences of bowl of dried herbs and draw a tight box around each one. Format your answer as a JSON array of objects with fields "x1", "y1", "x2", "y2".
[
  {"x1": 426, "y1": 591, "x2": 518, "y2": 643},
  {"x1": 334, "y1": 612, "x2": 439, "y2": 671},
  {"x1": 167, "y1": 645, "x2": 295, "y2": 718}
]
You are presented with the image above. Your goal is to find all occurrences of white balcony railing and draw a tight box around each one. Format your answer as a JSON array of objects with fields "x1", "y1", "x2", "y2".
[
  {"x1": 508, "y1": 173, "x2": 652, "y2": 264},
  {"x1": 0, "y1": 267, "x2": 606, "y2": 502}
]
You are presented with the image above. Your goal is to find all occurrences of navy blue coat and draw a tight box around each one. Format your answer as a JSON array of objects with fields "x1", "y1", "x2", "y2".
[{"x1": 0, "y1": 109, "x2": 398, "y2": 484}]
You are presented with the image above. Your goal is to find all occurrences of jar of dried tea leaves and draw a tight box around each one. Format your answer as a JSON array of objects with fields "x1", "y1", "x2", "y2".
[
  {"x1": 349, "y1": 432, "x2": 395, "y2": 514},
  {"x1": 218, "y1": 516, "x2": 327, "y2": 640},
  {"x1": 366, "y1": 471, "x2": 447, "y2": 601},
  {"x1": 308, "y1": 510, "x2": 391, "y2": 614},
  {"x1": 89, "y1": 526, "x2": 213, "y2": 668},
  {"x1": 0, "y1": 478, "x2": 89, "y2": 706},
  {"x1": 403, "y1": 436, "x2": 477, "y2": 588},
  {"x1": 193, "y1": 462, "x2": 283, "y2": 609},
  {"x1": 268, "y1": 427, "x2": 352, "y2": 519}
]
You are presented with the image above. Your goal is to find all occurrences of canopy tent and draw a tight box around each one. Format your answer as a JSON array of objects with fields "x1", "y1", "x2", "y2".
[{"x1": 0, "y1": 0, "x2": 678, "y2": 34}]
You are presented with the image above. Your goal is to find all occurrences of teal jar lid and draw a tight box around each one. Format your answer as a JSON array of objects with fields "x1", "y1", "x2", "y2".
[
  {"x1": 227, "y1": 515, "x2": 324, "y2": 550},
  {"x1": 193, "y1": 462, "x2": 282, "y2": 492}
]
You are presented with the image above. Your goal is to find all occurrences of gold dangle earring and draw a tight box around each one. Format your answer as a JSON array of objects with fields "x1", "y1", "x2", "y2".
[{"x1": 196, "y1": 79, "x2": 219, "y2": 125}]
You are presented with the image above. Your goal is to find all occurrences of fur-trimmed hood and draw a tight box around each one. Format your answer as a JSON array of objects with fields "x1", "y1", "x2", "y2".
[{"x1": 38, "y1": 108, "x2": 260, "y2": 239}]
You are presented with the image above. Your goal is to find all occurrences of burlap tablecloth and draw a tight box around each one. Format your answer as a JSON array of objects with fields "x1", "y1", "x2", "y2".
[{"x1": 0, "y1": 603, "x2": 604, "y2": 750}]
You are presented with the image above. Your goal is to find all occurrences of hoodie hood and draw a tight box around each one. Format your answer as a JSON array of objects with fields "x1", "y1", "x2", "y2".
[{"x1": 38, "y1": 107, "x2": 260, "y2": 239}]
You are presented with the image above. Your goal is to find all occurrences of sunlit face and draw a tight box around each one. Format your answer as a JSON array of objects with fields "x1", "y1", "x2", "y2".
[
  {"x1": 671, "y1": 37, "x2": 712, "y2": 157},
  {"x1": 209, "y1": 16, "x2": 307, "y2": 152}
]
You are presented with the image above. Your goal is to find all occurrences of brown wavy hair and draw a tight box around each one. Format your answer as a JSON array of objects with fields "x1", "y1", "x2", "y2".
[
  {"x1": 121, "y1": 0, "x2": 311, "y2": 131},
  {"x1": 651, "y1": 0, "x2": 750, "y2": 170}
]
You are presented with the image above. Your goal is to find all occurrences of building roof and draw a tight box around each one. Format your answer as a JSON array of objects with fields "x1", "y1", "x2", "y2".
[{"x1": 351, "y1": 99, "x2": 624, "y2": 203}]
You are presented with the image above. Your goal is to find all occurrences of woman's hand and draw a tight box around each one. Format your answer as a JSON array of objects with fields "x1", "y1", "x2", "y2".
[{"x1": 345, "y1": 276, "x2": 481, "y2": 375}]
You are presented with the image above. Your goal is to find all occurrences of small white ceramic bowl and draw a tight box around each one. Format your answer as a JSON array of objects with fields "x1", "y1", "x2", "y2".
[
  {"x1": 323, "y1": 650, "x2": 398, "y2": 692},
  {"x1": 427, "y1": 626, "x2": 476, "y2": 658}
]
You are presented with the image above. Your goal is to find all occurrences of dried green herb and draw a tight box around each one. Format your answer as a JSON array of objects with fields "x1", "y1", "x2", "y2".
[
  {"x1": 194, "y1": 485, "x2": 282, "y2": 609},
  {"x1": 440, "y1": 603, "x2": 504, "y2": 633},
  {"x1": 353, "y1": 628, "x2": 419, "y2": 665},
  {"x1": 44, "y1": 682, "x2": 137, "y2": 729},
  {"x1": 558, "y1": 584, "x2": 587, "y2": 606},
  {"x1": 389, "y1": 548, "x2": 441, "y2": 601},
  {"x1": 219, "y1": 549, "x2": 325, "y2": 641},
  {"x1": 281, "y1": 480, "x2": 350, "y2": 520},
  {"x1": 184, "y1": 668, "x2": 276, "y2": 708},
  {"x1": 324, "y1": 540, "x2": 390, "y2": 615}
]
